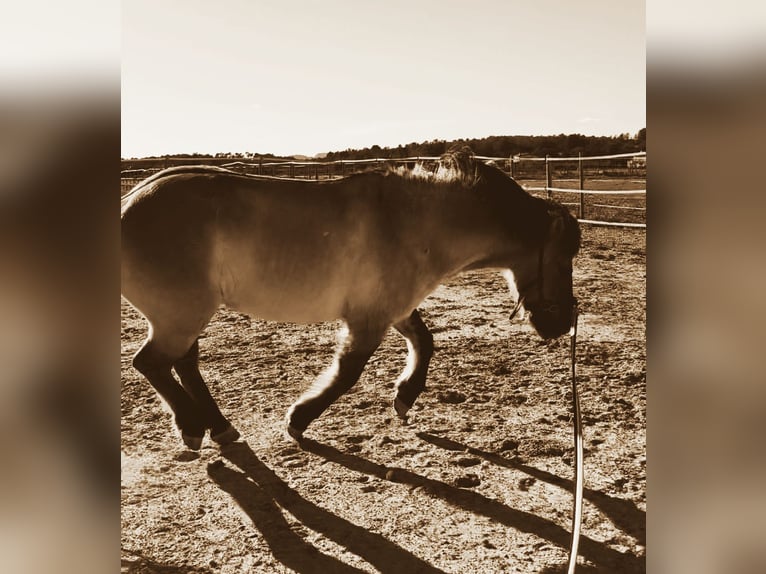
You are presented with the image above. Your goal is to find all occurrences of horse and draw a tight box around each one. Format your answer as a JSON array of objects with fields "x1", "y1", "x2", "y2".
[{"x1": 121, "y1": 148, "x2": 580, "y2": 450}]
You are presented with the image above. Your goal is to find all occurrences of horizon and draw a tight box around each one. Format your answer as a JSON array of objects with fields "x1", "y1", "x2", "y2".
[
  {"x1": 120, "y1": 129, "x2": 646, "y2": 160},
  {"x1": 122, "y1": 1, "x2": 645, "y2": 159}
]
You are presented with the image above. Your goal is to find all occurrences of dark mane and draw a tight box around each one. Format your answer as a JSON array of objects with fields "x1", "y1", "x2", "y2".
[
  {"x1": 546, "y1": 199, "x2": 581, "y2": 257},
  {"x1": 381, "y1": 145, "x2": 580, "y2": 255},
  {"x1": 438, "y1": 146, "x2": 581, "y2": 255},
  {"x1": 454, "y1": 147, "x2": 580, "y2": 256},
  {"x1": 386, "y1": 145, "x2": 522, "y2": 191},
  {"x1": 438, "y1": 145, "x2": 506, "y2": 187}
]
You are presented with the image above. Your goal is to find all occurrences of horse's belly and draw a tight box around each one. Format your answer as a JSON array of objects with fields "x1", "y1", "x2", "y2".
[
  {"x1": 215, "y1": 221, "x2": 415, "y2": 325},
  {"x1": 219, "y1": 259, "x2": 354, "y2": 323},
  {"x1": 230, "y1": 284, "x2": 346, "y2": 323}
]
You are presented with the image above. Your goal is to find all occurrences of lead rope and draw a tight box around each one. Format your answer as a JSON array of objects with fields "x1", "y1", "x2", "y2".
[
  {"x1": 567, "y1": 301, "x2": 583, "y2": 574},
  {"x1": 509, "y1": 296, "x2": 525, "y2": 322}
]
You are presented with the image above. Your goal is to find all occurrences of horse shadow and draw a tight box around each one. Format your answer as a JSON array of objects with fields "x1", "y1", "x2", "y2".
[
  {"x1": 298, "y1": 437, "x2": 646, "y2": 574},
  {"x1": 121, "y1": 549, "x2": 213, "y2": 573},
  {"x1": 416, "y1": 432, "x2": 646, "y2": 546},
  {"x1": 208, "y1": 441, "x2": 447, "y2": 574}
]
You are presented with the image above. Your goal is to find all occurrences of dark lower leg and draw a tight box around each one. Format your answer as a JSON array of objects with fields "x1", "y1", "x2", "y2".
[
  {"x1": 287, "y1": 327, "x2": 382, "y2": 436},
  {"x1": 133, "y1": 341, "x2": 205, "y2": 448},
  {"x1": 174, "y1": 339, "x2": 237, "y2": 441},
  {"x1": 393, "y1": 309, "x2": 434, "y2": 415}
]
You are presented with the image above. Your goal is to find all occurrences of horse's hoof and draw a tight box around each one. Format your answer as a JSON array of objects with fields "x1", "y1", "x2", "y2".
[
  {"x1": 394, "y1": 397, "x2": 411, "y2": 420},
  {"x1": 182, "y1": 433, "x2": 204, "y2": 451},
  {"x1": 286, "y1": 425, "x2": 304, "y2": 443},
  {"x1": 211, "y1": 425, "x2": 240, "y2": 446}
]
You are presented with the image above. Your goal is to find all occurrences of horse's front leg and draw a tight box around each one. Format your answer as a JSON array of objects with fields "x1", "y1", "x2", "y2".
[
  {"x1": 286, "y1": 321, "x2": 385, "y2": 441},
  {"x1": 393, "y1": 309, "x2": 434, "y2": 419}
]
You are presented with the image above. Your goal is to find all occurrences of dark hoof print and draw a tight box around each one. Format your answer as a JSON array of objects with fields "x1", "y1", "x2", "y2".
[
  {"x1": 437, "y1": 391, "x2": 466, "y2": 404},
  {"x1": 182, "y1": 433, "x2": 204, "y2": 451},
  {"x1": 211, "y1": 425, "x2": 240, "y2": 446},
  {"x1": 454, "y1": 474, "x2": 481, "y2": 488}
]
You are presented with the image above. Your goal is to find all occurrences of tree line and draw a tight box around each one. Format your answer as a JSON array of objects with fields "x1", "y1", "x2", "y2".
[
  {"x1": 123, "y1": 129, "x2": 645, "y2": 163},
  {"x1": 325, "y1": 129, "x2": 645, "y2": 161}
]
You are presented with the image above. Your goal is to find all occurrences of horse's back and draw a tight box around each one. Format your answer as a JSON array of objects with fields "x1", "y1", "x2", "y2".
[{"x1": 120, "y1": 169, "x2": 418, "y2": 326}]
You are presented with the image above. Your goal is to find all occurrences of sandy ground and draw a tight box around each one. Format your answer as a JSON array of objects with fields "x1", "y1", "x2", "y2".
[{"x1": 121, "y1": 225, "x2": 645, "y2": 574}]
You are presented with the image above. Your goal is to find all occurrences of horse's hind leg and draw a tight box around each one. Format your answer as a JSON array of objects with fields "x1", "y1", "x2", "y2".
[
  {"x1": 133, "y1": 338, "x2": 206, "y2": 450},
  {"x1": 286, "y1": 321, "x2": 386, "y2": 441},
  {"x1": 174, "y1": 339, "x2": 240, "y2": 446},
  {"x1": 393, "y1": 309, "x2": 434, "y2": 419}
]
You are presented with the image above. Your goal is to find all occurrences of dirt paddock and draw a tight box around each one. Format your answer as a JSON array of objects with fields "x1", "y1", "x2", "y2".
[{"x1": 121, "y1": 225, "x2": 645, "y2": 574}]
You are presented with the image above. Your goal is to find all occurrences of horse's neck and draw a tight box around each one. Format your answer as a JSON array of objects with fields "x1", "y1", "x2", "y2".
[{"x1": 431, "y1": 192, "x2": 519, "y2": 275}]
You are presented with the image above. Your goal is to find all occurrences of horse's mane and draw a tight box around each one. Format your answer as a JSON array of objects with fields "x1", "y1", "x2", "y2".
[
  {"x1": 546, "y1": 199, "x2": 581, "y2": 258},
  {"x1": 387, "y1": 146, "x2": 505, "y2": 188},
  {"x1": 391, "y1": 146, "x2": 581, "y2": 256}
]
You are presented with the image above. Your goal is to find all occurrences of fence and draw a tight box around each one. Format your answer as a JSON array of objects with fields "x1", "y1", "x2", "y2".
[
  {"x1": 121, "y1": 151, "x2": 646, "y2": 228},
  {"x1": 515, "y1": 152, "x2": 646, "y2": 228}
]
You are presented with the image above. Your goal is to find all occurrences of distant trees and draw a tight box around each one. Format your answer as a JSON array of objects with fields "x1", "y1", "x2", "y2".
[
  {"x1": 123, "y1": 130, "x2": 646, "y2": 164},
  {"x1": 324, "y1": 131, "x2": 646, "y2": 161},
  {"x1": 635, "y1": 127, "x2": 646, "y2": 150},
  {"x1": 125, "y1": 151, "x2": 283, "y2": 161}
]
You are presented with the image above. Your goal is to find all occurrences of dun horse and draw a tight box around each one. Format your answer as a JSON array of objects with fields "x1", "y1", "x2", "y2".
[{"x1": 121, "y1": 148, "x2": 580, "y2": 449}]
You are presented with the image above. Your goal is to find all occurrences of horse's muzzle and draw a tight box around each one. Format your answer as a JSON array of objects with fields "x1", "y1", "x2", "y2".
[{"x1": 526, "y1": 297, "x2": 577, "y2": 340}]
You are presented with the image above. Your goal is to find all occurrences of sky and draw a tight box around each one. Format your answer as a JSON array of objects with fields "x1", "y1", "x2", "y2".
[{"x1": 122, "y1": 0, "x2": 645, "y2": 158}]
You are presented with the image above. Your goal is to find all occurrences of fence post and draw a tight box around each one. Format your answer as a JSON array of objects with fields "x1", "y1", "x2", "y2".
[
  {"x1": 578, "y1": 152, "x2": 585, "y2": 219},
  {"x1": 258, "y1": 157, "x2": 262, "y2": 175},
  {"x1": 545, "y1": 155, "x2": 551, "y2": 200},
  {"x1": 509, "y1": 155, "x2": 514, "y2": 178}
]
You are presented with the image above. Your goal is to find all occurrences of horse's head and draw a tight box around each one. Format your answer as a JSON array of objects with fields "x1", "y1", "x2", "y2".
[{"x1": 507, "y1": 203, "x2": 580, "y2": 340}]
